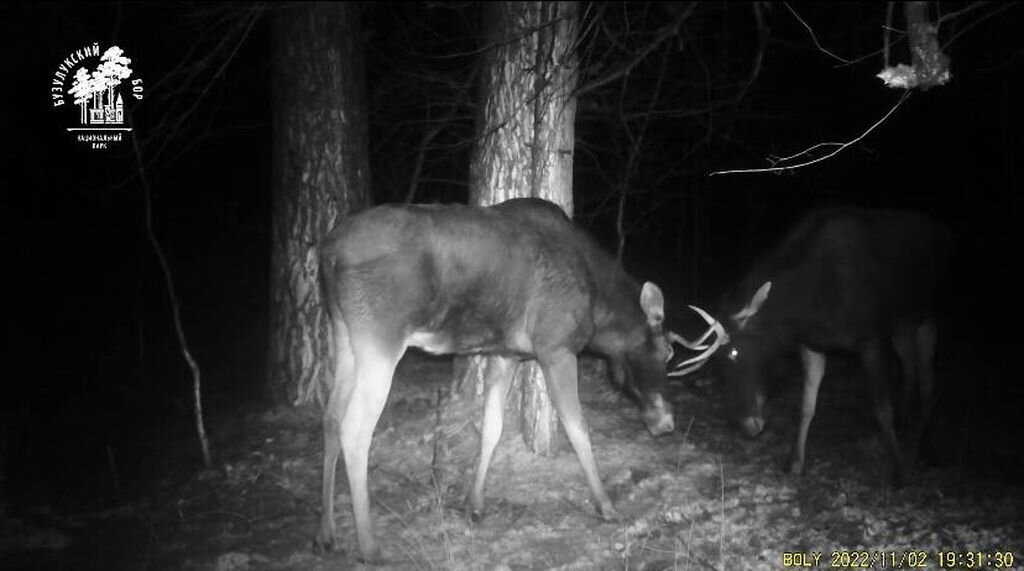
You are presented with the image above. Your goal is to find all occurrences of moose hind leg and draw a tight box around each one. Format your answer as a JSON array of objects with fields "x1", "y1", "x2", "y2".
[
  {"x1": 341, "y1": 337, "x2": 402, "y2": 563},
  {"x1": 910, "y1": 320, "x2": 938, "y2": 462},
  {"x1": 539, "y1": 351, "x2": 620, "y2": 522},
  {"x1": 891, "y1": 328, "x2": 918, "y2": 427},
  {"x1": 315, "y1": 316, "x2": 356, "y2": 554},
  {"x1": 466, "y1": 356, "x2": 517, "y2": 521}
]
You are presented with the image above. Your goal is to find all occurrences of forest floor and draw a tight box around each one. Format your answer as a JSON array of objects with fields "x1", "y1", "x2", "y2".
[{"x1": 3, "y1": 351, "x2": 1022, "y2": 571}]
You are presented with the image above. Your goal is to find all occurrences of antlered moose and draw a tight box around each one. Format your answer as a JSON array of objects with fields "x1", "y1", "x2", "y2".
[
  {"x1": 718, "y1": 207, "x2": 950, "y2": 486},
  {"x1": 314, "y1": 197, "x2": 722, "y2": 562}
]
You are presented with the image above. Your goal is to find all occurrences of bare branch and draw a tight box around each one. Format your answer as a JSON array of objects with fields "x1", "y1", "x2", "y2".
[
  {"x1": 576, "y1": 2, "x2": 697, "y2": 98},
  {"x1": 405, "y1": 104, "x2": 459, "y2": 203},
  {"x1": 128, "y1": 113, "x2": 212, "y2": 469},
  {"x1": 936, "y1": 1, "x2": 991, "y2": 26},
  {"x1": 709, "y1": 92, "x2": 911, "y2": 176},
  {"x1": 783, "y1": 2, "x2": 851, "y2": 64},
  {"x1": 141, "y1": 5, "x2": 263, "y2": 169},
  {"x1": 729, "y1": 2, "x2": 768, "y2": 107},
  {"x1": 941, "y1": 1, "x2": 1019, "y2": 51}
]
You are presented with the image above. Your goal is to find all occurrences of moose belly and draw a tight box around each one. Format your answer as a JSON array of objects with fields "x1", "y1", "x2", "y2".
[{"x1": 407, "y1": 328, "x2": 531, "y2": 356}]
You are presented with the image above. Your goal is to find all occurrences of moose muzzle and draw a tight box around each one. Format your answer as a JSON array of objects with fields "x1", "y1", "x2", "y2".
[{"x1": 641, "y1": 394, "x2": 675, "y2": 436}]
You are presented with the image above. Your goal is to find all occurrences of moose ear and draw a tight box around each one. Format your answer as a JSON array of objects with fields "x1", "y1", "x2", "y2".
[
  {"x1": 732, "y1": 281, "x2": 772, "y2": 330},
  {"x1": 750, "y1": 281, "x2": 771, "y2": 312},
  {"x1": 639, "y1": 282, "x2": 665, "y2": 327}
]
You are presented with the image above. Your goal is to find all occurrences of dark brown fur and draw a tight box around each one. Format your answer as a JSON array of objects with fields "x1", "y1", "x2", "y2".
[
  {"x1": 723, "y1": 208, "x2": 951, "y2": 486},
  {"x1": 315, "y1": 198, "x2": 675, "y2": 562}
]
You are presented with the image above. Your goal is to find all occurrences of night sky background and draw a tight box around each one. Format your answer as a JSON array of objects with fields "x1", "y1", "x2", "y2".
[{"x1": 4, "y1": 2, "x2": 1022, "y2": 515}]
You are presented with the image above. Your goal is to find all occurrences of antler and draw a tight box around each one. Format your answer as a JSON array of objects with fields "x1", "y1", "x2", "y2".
[{"x1": 666, "y1": 305, "x2": 728, "y2": 378}]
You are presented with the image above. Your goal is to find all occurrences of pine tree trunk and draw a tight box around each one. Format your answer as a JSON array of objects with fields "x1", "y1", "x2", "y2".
[
  {"x1": 267, "y1": 3, "x2": 370, "y2": 405},
  {"x1": 458, "y1": 1, "x2": 579, "y2": 456},
  {"x1": 904, "y1": 2, "x2": 950, "y2": 89}
]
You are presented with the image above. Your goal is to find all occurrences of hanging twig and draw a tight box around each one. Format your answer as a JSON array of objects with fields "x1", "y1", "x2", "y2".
[
  {"x1": 614, "y1": 43, "x2": 670, "y2": 261},
  {"x1": 710, "y1": 92, "x2": 911, "y2": 176},
  {"x1": 403, "y1": 65, "x2": 475, "y2": 204},
  {"x1": 783, "y1": 2, "x2": 851, "y2": 64},
  {"x1": 404, "y1": 113, "x2": 450, "y2": 204},
  {"x1": 575, "y1": 2, "x2": 696, "y2": 98},
  {"x1": 128, "y1": 113, "x2": 212, "y2": 469},
  {"x1": 940, "y1": 1, "x2": 1014, "y2": 51}
]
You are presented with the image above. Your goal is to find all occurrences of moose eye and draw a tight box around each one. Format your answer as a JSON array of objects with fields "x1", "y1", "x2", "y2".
[{"x1": 727, "y1": 347, "x2": 739, "y2": 362}]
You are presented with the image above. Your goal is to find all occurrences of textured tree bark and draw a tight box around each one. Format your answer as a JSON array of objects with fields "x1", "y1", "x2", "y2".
[
  {"x1": 457, "y1": 1, "x2": 579, "y2": 456},
  {"x1": 904, "y1": 1, "x2": 950, "y2": 89},
  {"x1": 268, "y1": 3, "x2": 370, "y2": 406}
]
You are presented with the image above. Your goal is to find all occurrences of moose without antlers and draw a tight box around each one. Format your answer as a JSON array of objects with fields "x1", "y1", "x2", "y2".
[
  {"x1": 719, "y1": 207, "x2": 950, "y2": 486},
  {"x1": 314, "y1": 197, "x2": 722, "y2": 562}
]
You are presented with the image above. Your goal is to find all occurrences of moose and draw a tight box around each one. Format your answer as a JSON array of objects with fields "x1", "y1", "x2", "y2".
[
  {"x1": 314, "y1": 197, "x2": 723, "y2": 562},
  {"x1": 718, "y1": 207, "x2": 950, "y2": 487}
]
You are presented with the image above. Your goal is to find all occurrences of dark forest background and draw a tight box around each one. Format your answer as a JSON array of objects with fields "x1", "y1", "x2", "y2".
[{"x1": 4, "y1": 2, "x2": 1021, "y2": 508}]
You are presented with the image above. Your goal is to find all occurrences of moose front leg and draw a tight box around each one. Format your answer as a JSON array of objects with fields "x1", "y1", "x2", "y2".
[
  {"x1": 790, "y1": 345, "x2": 826, "y2": 475},
  {"x1": 861, "y1": 339, "x2": 907, "y2": 488},
  {"x1": 540, "y1": 350, "x2": 621, "y2": 522}
]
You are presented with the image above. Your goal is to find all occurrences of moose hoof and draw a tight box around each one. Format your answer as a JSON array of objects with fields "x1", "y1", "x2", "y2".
[
  {"x1": 787, "y1": 457, "x2": 805, "y2": 476},
  {"x1": 890, "y1": 464, "x2": 907, "y2": 490},
  {"x1": 465, "y1": 496, "x2": 486, "y2": 523},
  {"x1": 467, "y1": 507, "x2": 484, "y2": 524},
  {"x1": 466, "y1": 495, "x2": 485, "y2": 528},
  {"x1": 312, "y1": 533, "x2": 337, "y2": 555},
  {"x1": 597, "y1": 503, "x2": 623, "y2": 523},
  {"x1": 357, "y1": 545, "x2": 385, "y2": 565}
]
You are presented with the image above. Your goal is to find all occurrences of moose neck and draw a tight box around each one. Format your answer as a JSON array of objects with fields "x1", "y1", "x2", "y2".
[{"x1": 579, "y1": 241, "x2": 649, "y2": 354}]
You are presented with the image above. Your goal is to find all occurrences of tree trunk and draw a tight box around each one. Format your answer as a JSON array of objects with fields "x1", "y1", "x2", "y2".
[
  {"x1": 267, "y1": 3, "x2": 370, "y2": 406},
  {"x1": 457, "y1": 1, "x2": 579, "y2": 456},
  {"x1": 903, "y1": 1, "x2": 950, "y2": 89}
]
